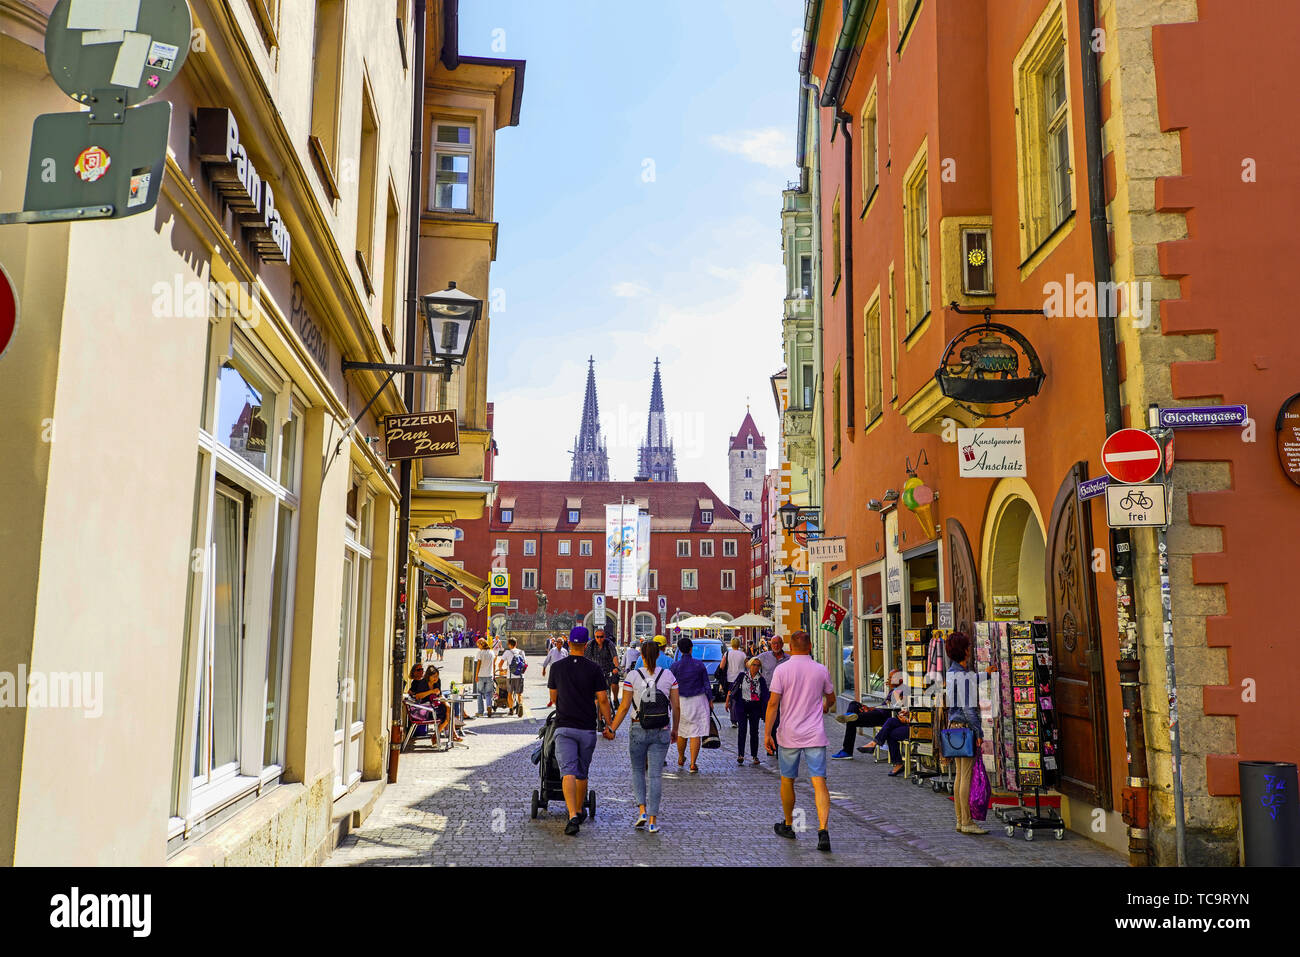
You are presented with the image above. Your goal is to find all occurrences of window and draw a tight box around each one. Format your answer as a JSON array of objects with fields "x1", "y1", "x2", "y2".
[
  {"x1": 335, "y1": 486, "x2": 374, "y2": 795},
  {"x1": 701, "y1": 510, "x2": 713, "y2": 524},
  {"x1": 721, "y1": 570, "x2": 736, "y2": 590},
  {"x1": 682, "y1": 569, "x2": 698, "y2": 590},
  {"x1": 494, "y1": 539, "x2": 508, "y2": 555},
  {"x1": 449, "y1": 597, "x2": 463, "y2": 608},
  {"x1": 522, "y1": 569, "x2": 537, "y2": 590},
  {"x1": 832, "y1": 365, "x2": 842, "y2": 465},
  {"x1": 747, "y1": 436, "x2": 754, "y2": 449},
  {"x1": 634, "y1": 612, "x2": 657, "y2": 640},
  {"x1": 585, "y1": 570, "x2": 601, "y2": 590},
  {"x1": 864, "y1": 297, "x2": 883, "y2": 423},
  {"x1": 962, "y1": 227, "x2": 993, "y2": 295},
  {"x1": 522, "y1": 540, "x2": 536, "y2": 557},
  {"x1": 380, "y1": 186, "x2": 401, "y2": 351},
  {"x1": 899, "y1": 0, "x2": 923, "y2": 50},
  {"x1": 354, "y1": 82, "x2": 380, "y2": 292},
  {"x1": 431, "y1": 121, "x2": 473, "y2": 212},
  {"x1": 558, "y1": 540, "x2": 571, "y2": 556},
  {"x1": 1015, "y1": 7, "x2": 1073, "y2": 255},
  {"x1": 217, "y1": 358, "x2": 276, "y2": 476},
  {"x1": 579, "y1": 540, "x2": 592, "y2": 556},
  {"x1": 677, "y1": 540, "x2": 690, "y2": 558},
  {"x1": 799, "y1": 255, "x2": 813, "y2": 298},
  {"x1": 802, "y1": 363, "x2": 814, "y2": 409},
  {"x1": 249, "y1": 0, "x2": 280, "y2": 48},
  {"x1": 744, "y1": 490, "x2": 753, "y2": 501},
  {"x1": 744, "y1": 512, "x2": 753, "y2": 524},
  {"x1": 556, "y1": 569, "x2": 573, "y2": 590},
  {"x1": 309, "y1": 1, "x2": 345, "y2": 199},
  {"x1": 649, "y1": 570, "x2": 658, "y2": 590},
  {"x1": 700, "y1": 540, "x2": 714, "y2": 558},
  {"x1": 831, "y1": 194, "x2": 842, "y2": 291},
  {"x1": 862, "y1": 86, "x2": 879, "y2": 202},
  {"x1": 904, "y1": 152, "x2": 930, "y2": 330},
  {"x1": 888, "y1": 265, "x2": 899, "y2": 399},
  {"x1": 744, "y1": 468, "x2": 753, "y2": 478},
  {"x1": 500, "y1": 508, "x2": 513, "y2": 523},
  {"x1": 507, "y1": 599, "x2": 518, "y2": 610},
  {"x1": 567, "y1": 509, "x2": 580, "y2": 523},
  {"x1": 723, "y1": 539, "x2": 738, "y2": 558}
]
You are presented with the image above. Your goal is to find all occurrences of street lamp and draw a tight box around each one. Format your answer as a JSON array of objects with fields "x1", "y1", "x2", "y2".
[
  {"x1": 421, "y1": 282, "x2": 483, "y2": 379},
  {"x1": 783, "y1": 564, "x2": 796, "y2": 587},
  {"x1": 778, "y1": 501, "x2": 800, "y2": 532}
]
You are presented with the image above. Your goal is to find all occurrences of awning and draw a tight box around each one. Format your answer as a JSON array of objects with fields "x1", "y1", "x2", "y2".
[
  {"x1": 412, "y1": 545, "x2": 490, "y2": 610},
  {"x1": 424, "y1": 597, "x2": 450, "y2": 622}
]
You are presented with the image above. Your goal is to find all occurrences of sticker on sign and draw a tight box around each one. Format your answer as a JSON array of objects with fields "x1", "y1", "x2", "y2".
[{"x1": 1105, "y1": 483, "x2": 1169, "y2": 528}]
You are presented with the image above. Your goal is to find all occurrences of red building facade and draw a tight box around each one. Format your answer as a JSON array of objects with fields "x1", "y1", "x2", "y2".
[{"x1": 442, "y1": 480, "x2": 751, "y2": 639}]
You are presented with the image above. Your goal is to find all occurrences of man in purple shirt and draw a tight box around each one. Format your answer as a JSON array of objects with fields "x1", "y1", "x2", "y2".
[{"x1": 765, "y1": 630, "x2": 836, "y2": 852}]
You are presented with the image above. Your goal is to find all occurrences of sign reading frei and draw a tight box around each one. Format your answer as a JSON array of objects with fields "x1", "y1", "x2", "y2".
[
  {"x1": 1159, "y1": 405, "x2": 1248, "y2": 429},
  {"x1": 1105, "y1": 483, "x2": 1170, "y2": 528},
  {"x1": 807, "y1": 537, "x2": 847, "y2": 565},
  {"x1": 957, "y1": 428, "x2": 1027, "y2": 478},
  {"x1": 1277, "y1": 393, "x2": 1300, "y2": 488},
  {"x1": 196, "y1": 108, "x2": 292, "y2": 263},
  {"x1": 383, "y1": 410, "x2": 459, "y2": 461}
]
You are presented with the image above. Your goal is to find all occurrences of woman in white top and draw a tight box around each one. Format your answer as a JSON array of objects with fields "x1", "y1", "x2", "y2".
[{"x1": 609, "y1": 639, "x2": 681, "y2": 833}]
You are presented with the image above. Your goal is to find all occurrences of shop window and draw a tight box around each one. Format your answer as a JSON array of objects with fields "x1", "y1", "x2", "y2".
[
  {"x1": 217, "y1": 358, "x2": 276, "y2": 476},
  {"x1": 431, "y1": 121, "x2": 474, "y2": 212}
]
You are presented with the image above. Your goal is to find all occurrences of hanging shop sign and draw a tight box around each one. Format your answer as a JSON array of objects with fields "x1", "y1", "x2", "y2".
[
  {"x1": 935, "y1": 321, "x2": 1045, "y2": 419},
  {"x1": 195, "y1": 108, "x2": 292, "y2": 264},
  {"x1": 820, "y1": 599, "x2": 848, "y2": 633},
  {"x1": 1100, "y1": 428, "x2": 1163, "y2": 484},
  {"x1": 902, "y1": 472, "x2": 937, "y2": 537},
  {"x1": 1105, "y1": 482, "x2": 1170, "y2": 529},
  {"x1": 418, "y1": 524, "x2": 457, "y2": 558},
  {"x1": 1277, "y1": 394, "x2": 1300, "y2": 488},
  {"x1": 383, "y1": 410, "x2": 459, "y2": 460},
  {"x1": 1159, "y1": 404, "x2": 1248, "y2": 429},
  {"x1": 957, "y1": 428, "x2": 1027, "y2": 478},
  {"x1": 807, "y1": 537, "x2": 847, "y2": 564}
]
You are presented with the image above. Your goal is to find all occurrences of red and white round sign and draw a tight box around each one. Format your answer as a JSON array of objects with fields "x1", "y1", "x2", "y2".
[
  {"x1": 0, "y1": 261, "x2": 18, "y2": 362},
  {"x1": 1101, "y1": 428, "x2": 1162, "y2": 484}
]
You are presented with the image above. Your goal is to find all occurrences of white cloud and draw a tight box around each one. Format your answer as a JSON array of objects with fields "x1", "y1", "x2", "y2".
[
  {"x1": 611, "y1": 280, "x2": 650, "y2": 298},
  {"x1": 708, "y1": 128, "x2": 794, "y2": 169}
]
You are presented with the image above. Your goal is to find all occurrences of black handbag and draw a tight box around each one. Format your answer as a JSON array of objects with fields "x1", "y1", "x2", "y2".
[{"x1": 702, "y1": 705, "x2": 722, "y2": 749}]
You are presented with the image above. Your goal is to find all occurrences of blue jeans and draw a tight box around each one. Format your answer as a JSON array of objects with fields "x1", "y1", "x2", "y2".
[
  {"x1": 628, "y1": 724, "x2": 673, "y2": 817},
  {"x1": 476, "y1": 677, "x2": 495, "y2": 715}
]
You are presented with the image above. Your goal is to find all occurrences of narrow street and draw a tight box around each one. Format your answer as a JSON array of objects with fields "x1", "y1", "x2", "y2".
[{"x1": 327, "y1": 649, "x2": 1122, "y2": 867}]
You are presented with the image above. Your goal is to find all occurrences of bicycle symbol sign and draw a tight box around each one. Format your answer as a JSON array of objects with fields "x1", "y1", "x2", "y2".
[{"x1": 1105, "y1": 483, "x2": 1168, "y2": 528}]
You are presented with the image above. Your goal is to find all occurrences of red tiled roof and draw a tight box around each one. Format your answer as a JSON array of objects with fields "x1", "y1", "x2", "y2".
[
  {"x1": 728, "y1": 411, "x2": 766, "y2": 451},
  {"x1": 490, "y1": 481, "x2": 747, "y2": 533}
]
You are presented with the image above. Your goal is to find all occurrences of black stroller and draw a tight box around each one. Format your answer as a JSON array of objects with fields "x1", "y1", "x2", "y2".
[{"x1": 530, "y1": 710, "x2": 596, "y2": 821}]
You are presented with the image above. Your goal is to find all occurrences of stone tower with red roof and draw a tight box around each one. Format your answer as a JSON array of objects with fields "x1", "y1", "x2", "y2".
[{"x1": 727, "y1": 409, "x2": 766, "y2": 527}]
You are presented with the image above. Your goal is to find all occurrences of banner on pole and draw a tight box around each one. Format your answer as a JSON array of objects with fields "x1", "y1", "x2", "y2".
[
  {"x1": 605, "y1": 504, "x2": 639, "y2": 599},
  {"x1": 636, "y1": 511, "x2": 651, "y2": 600}
]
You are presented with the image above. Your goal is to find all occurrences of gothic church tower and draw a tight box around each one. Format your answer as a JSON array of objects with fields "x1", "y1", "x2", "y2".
[
  {"x1": 636, "y1": 358, "x2": 678, "y2": 482},
  {"x1": 570, "y1": 357, "x2": 610, "y2": 481}
]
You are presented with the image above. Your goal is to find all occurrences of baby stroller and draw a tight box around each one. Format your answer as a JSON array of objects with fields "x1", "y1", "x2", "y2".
[{"x1": 529, "y1": 710, "x2": 596, "y2": 821}]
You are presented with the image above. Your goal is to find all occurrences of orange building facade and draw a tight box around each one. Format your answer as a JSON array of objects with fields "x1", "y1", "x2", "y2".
[{"x1": 800, "y1": 0, "x2": 1300, "y2": 865}]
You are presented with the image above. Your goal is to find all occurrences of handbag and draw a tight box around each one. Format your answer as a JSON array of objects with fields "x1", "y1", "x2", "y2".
[
  {"x1": 939, "y1": 725, "x2": 975, "y2": 758},
  {"x1": 702, "y1": 705, "x2": 722, "y2": 749},
  {"x1": 970, "y1": 757, "x2": 991, "y2": 821}
]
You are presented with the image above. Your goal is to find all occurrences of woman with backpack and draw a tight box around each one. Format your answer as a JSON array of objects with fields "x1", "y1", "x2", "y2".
[
  {"x1": 608, "y1": 638, "x2": 681, "y2": 833},
  {"x1": 725, "y1": 657, "x2": 769, "y2": 766}
]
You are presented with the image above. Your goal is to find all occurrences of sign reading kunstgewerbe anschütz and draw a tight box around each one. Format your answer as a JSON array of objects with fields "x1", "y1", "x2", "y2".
[{"x1": 957, "y1": 428, "x2": 1027, "y2": 478}]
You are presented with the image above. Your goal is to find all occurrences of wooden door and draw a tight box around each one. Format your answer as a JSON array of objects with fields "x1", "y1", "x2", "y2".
[
  {"x1": 1045, "y1": 463, "x2": 1111, "y2": 807},
  {"x1": 944, "y1": 518, "x2": 983, "y2": 638}
]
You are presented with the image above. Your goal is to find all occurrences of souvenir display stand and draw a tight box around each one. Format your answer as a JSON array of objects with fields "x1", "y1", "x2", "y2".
[
  {"x1": 905, "y1": 627, "x2": 953, "y2": 790},
  {"x1": 977, "y1": 620, "x2": 1065, "y2": 840}
]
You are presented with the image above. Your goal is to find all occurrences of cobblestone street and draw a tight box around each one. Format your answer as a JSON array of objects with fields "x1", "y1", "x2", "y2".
[{"x1": 327, "y1": 651, "x2": 1124, "y2": 867}]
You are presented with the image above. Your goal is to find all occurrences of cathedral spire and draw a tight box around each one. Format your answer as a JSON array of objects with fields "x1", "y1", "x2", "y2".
[
  {"x1": 570, "y1": 356, "x2": 610, "y2": 481},
  {"x1": 636, "y1": 357, "x2": 677, "y2": 482}
]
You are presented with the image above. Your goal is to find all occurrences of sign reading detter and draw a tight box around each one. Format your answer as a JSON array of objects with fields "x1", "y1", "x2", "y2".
[{"x1": 383, "y1": 410, "x2": 459, "y2": 460}]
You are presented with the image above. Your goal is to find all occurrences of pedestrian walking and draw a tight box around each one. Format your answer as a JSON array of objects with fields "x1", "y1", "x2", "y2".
[
  {"x1": 669, "y1": 637, "x2": 712, "y2": 774},
  {"x1": 435, "y1": 634, "x2": 446, "y2": 661},
  {"x1": 765, "y1": 630, "x2": 836, "y2": 853},
  {"x1": 541, "y1": 636, "x2": 568, "y2": 676},
  {"x1": 547, "y1": 626, "x2": 615, "y2": 836},
  {"x1": 473, "y1": 638, "x2": 496, "y2": 716},
  {"x1": 755, "y1": 635, "x2": 791, "y2": 738},
  {"x1": 499, "y1": 637, "x2": 527, "y2": 717},
  {"x1": 608, "y1": 639, "x2": 680, "y2": 833},
  {"x1": 945, "y1": 631, "x2": 987, "y2": 835},
  {"x1": 726, "y1": 657, "x2": 769, "y2": 765},
  {"x1": 721, "y1": 638, "x2": 748, "y2": 727},
  {"x1": 584, "y1": 627, "x2": 621, "y2": 723}
]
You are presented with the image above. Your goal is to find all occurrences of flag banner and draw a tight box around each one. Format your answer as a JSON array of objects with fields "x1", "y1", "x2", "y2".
[
  {"x1": 605, "y1": 504, "x2": 639, "y2": 598},
  {"x1": 636, "y1": 511, "x2": 651, "y2": 600}
]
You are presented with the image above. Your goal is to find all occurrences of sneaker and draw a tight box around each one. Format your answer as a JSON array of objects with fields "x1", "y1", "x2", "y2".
[
  {"x1": 817, "y1": 829, "x2": 832, "y2": 852},
  {"x1": 833, "y1": 713, "x2": 855, "y2": 724},
  {"x1": 750, "y1": 757, "x2": 761, "y2": 766},
  {"x1": 575, "y1": 810, "x2": 588, "y2": 825},
  {"x1": 831, "y1": 749, "x2": 854, "y2": 760},
  {"x1": 960, "y1": 824, "x2": 989, "y2": 835},
  {"x1": 564, "y1": 817, "x2": 580, "y2": 836},
  {"x1": 773, "y1": 821, "x2": 796, "y2": 840},
  {"x1": 646, "y1": 822, "x2": 660, "y2": 834},
  {"x1": 633, "y1": 814, "x2": 647, "y2": 829}
]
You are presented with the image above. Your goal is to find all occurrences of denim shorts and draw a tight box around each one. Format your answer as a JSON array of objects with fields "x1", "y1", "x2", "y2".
[
  {"x1": 778, "y1": 745, "x2": 828, "y2": 780},
  {"x1": 553, "y1": 727, "x2": 598, "y2": 780}
]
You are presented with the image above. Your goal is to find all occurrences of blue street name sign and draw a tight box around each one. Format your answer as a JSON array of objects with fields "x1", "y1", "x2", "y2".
[
  {"x1": 1078, "y1": 476, "x2": 1110, "y2": 501},
  {"x1": 1158, "y1": 405, "x2": 1247, "y2": 429},
  {"x1": 796, "y1": 589, "x2": 808, "y2": 603}
]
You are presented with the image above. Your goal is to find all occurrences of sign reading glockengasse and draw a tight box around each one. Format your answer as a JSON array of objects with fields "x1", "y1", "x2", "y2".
[{"x1": 384, "y1": 410, "x2": 459, "y2": 460}]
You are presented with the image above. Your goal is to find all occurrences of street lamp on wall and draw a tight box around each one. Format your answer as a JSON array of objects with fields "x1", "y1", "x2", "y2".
[
  {"x1": 783, "y1": 564, "x2": 796, "y2": 587},
  {"x1": 778, "y1": 501, "x2": 800, "y2": 532},
  {"x1": 421, "y1": 282, "x2": 483, "y2": 379}
]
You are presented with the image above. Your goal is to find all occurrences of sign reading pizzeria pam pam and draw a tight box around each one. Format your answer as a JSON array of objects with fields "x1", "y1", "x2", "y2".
[{"x1": 383, "y1": 410, "x2": 459, "y2": 460}]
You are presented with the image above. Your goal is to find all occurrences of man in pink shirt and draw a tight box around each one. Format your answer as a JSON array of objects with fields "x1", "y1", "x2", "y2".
[{"x1": 764, "y1": 630, "x2": 837, "y2": 853}]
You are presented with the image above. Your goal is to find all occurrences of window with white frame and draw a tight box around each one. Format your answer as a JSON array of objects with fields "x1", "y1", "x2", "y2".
[
  {"x1": 676, "y1": 540, "x2": 690, "y2": 558},
  {"x1": 568, "y1": 509, "x2": 580, "y2": 523},
  {"x1": 682, "y1": 569, "x2": 698, "y2": 590},
  {"x1": 522, "y1": 539, "x2": 536, "y2": 556},
  {"x1": 585, "y1": 570, "x2": 601, "y2": 590},
  {"x1": 335, "y1": 480, "x2": 374, "y2": 796},
  {"x1": 701, "y1": 510, "x2": 713, "y2": 524},
  {"x1": 700, "y1": 540, "x2": 714, "y2": 558},
  {"x1": 579, "y1": 540, "x2": 592, "y2": 556},
  {"x1": 494, "y1": 539, "x2": 508, "y2": 556},
  {"x1": 721, "y1": 570, "x2": 736, "y2": 590},
  {"x1": 449, "y1": 597, "x2": 463, "y2": 608},
  {"x1": 723, "y1": 539, "x2": 738, "y2": 557},
  {"x1": 558, "y1": 540, "x2": 571, "y2": 556},
  {"x1": 431, "y1": 120, "x2": 473, "y2": 212},
  {"x1": 556, "y1": 569, "x2": 573, "y2": 590},
  {"x1": 500, "y1": 508, "x2": 513, "y2": 523},
  {"x1": 522, "y1": 569, "x2": 537, "y2": 590}
]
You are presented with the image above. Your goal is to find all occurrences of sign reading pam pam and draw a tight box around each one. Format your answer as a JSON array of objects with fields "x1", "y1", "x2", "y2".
[{"x1": 383, "y1": 410, "x2": 459, "y2": 460}]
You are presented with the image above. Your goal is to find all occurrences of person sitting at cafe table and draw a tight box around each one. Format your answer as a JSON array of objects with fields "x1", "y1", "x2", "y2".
[
  {"x1": 830, "y1": 669, "x2": 904, "y2": 759},
  {"x1": 408, "y1": 663, "x2": 461, "y2": 743}
]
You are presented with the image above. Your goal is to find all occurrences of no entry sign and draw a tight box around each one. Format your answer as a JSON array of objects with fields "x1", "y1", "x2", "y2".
[
  {"x1": 0, "y1": 261, "x2": 16, "y2": 361},
  {"x1": 1101, "y1": 428, "x2": 1163, "y2": 484}
]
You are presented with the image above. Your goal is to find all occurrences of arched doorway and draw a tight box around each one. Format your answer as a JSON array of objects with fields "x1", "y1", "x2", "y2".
[
  {"x1": 582, "y1": 609, "x2": 618, "y2": 638},
  {"x1": 443, "y1": 613, "x2": 467, "y2": 634},
  {"x1": 984, "y1": 484, "x2": 1047, "y2": 621},
  {"x1": 633, "y1": 611, "x2": 657, "y2": 641}
]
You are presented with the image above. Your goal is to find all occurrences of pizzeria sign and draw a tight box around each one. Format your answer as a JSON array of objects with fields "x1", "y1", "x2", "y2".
[{"x1": 383, "y1": 410, "x2": 459, "y2": 460}]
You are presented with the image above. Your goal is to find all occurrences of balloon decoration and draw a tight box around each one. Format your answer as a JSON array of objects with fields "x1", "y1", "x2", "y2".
[{"x1": 903, "y1": 471, "x2": 936, "y2": 539}]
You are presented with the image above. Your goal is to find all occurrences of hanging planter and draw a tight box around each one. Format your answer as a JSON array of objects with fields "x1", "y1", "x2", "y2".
[{"x1": 935, "y1": 319, "x2": 1045, "y2": 419}]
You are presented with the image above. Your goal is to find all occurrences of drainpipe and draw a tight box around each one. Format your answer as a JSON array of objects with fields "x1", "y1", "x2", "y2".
[
  {"x1": 1077, "y1": 0, "x2": 1152, "y2": 866},
  {"x1": 391, "y1": 0, "x2": 428, "y2": 781}
]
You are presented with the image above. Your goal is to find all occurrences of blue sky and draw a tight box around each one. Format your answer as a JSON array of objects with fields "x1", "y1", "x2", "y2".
[{"x1": 459, "y1": 0, "x2": 800, "y2": 499}]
